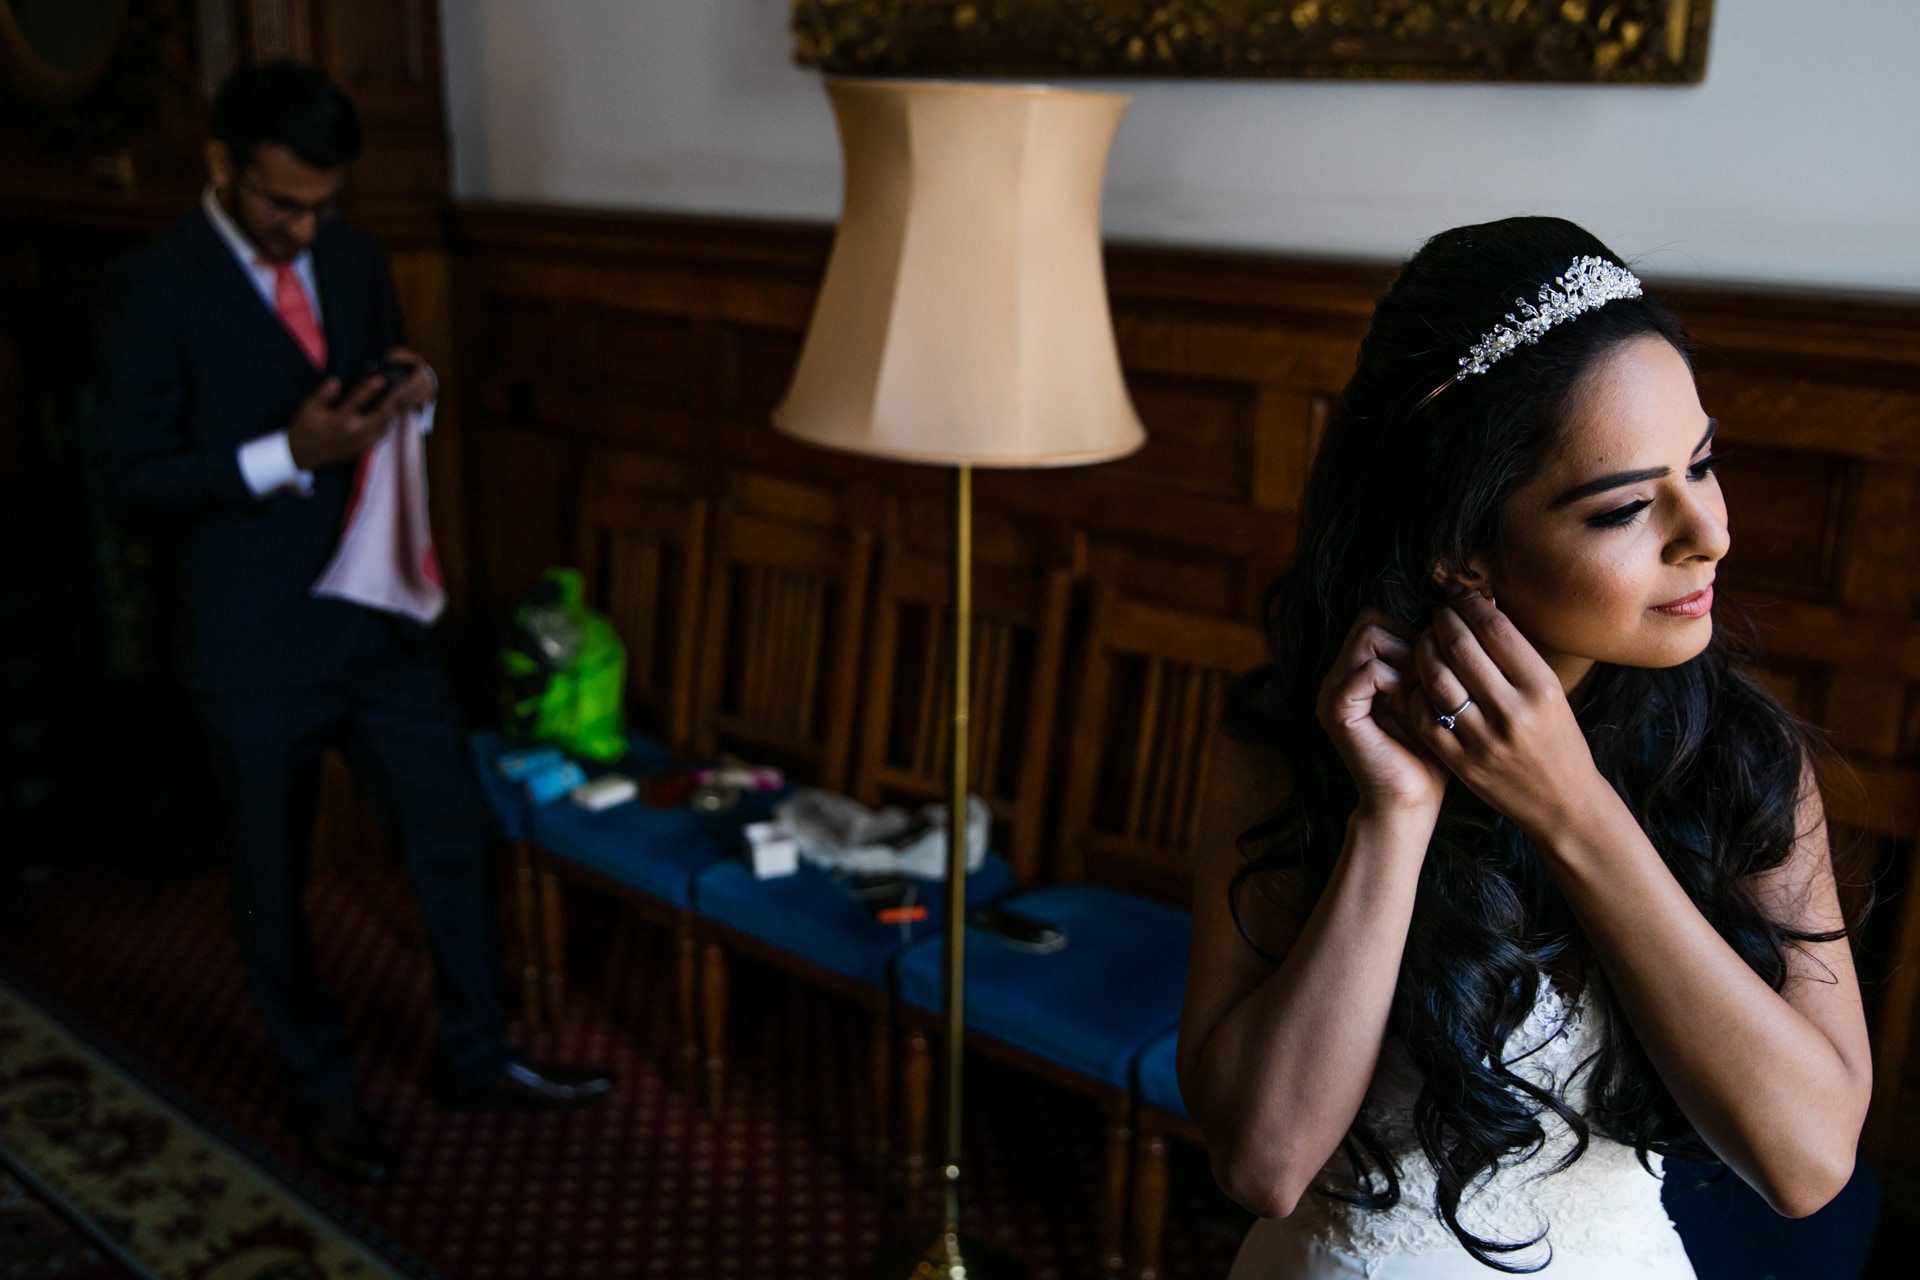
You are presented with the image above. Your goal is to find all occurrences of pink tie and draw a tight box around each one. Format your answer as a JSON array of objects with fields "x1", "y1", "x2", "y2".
[{"x1": 266, "y1": 260, "x2": 327, "y2": 368}]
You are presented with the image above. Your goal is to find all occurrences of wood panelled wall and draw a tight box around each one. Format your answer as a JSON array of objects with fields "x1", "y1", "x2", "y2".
[{"x1": 448, "y1": 203, "x2": 1920, "y2": 1173}]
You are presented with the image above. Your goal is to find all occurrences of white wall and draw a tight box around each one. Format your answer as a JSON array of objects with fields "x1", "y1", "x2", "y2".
[{"x1": 440, "y1": 1, "x2": 1920, "y2": 295}]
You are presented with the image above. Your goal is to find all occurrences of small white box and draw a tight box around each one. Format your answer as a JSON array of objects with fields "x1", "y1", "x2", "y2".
[
  {"x1": 750, "y1": 837, "x2": 799, "y2": 879},
  {"x1": 571, "y1": 773, "x2": 637, "y2": 812}
]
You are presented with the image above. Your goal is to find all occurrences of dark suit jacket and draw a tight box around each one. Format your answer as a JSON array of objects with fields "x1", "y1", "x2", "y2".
[{"x1": 96, "y1": 207, "x2": 413, "y2": 691}]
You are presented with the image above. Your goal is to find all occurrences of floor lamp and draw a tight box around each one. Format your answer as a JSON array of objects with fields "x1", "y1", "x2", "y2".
[{"x1": 772, "y1": 77, "x2": 1145, "y2": 1278}]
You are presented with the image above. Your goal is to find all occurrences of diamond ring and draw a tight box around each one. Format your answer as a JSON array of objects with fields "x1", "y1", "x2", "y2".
[{"x1": 1436, "y1": 696, "x2": 1473, "y2": 731}]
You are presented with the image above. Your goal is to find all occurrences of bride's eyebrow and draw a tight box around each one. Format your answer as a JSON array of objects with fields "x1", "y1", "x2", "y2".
[{"x1": 1546, "y1": 418, "x2": 1718, "y2": 511}]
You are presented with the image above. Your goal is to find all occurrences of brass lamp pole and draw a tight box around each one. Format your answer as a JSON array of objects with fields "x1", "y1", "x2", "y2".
[{"x1": 771, "y1": 76, "x2": 1145, "y2": 1278}]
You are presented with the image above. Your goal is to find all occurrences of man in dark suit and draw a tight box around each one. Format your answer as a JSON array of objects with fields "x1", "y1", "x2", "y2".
[{"x1": 94, "y1": 61, "x2": 612, "y2": 1185}]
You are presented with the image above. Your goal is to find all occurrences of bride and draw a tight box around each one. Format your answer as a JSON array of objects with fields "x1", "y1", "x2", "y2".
[{"x1": 1178, "y1": 217, "x2": 1871, "y2": 1277}]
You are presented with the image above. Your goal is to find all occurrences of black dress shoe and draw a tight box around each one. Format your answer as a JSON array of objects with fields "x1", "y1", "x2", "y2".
[
  {"x1": 290, "y1": 1099, "x2": 394, "y2": 1186},
  {"x1": 438, "y1": 1055, "x2": 616, "y2": 1112}
]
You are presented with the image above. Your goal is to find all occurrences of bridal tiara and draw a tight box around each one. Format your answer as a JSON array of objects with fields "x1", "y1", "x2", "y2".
[{"x1": 1455, "y1": 255, "x2": 1644, "y2": 381}]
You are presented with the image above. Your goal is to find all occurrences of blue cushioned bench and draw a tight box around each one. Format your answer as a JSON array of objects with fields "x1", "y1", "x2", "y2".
[
  {"x1": 1129, "y1": 1024, "x2": 1205, "y2": 1280},
  {"x1": 470, "y1": 727, "x2": 783, "y2": 1085},
  {"x1": 1135, "y1": 1028, "x2": 1185, "y2": 1121},
  {"x1": 895, "y1": 882, "x2": 1190, "y2": 1271},
  {"x1": 695, "y1": 854, "x2": 1017, "y2": 991},
  {"x1": 896, "y1": 884, "x2": 1189, "y2": 1089},
  {"x1": 691, "y1": 849, "x2": 1020, "y2": 1117}
]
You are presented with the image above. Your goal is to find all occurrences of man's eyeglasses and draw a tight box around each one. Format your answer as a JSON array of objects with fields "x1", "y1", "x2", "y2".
[{"x1": 239, "y1": 172, "x2": 339, "y2": 224}]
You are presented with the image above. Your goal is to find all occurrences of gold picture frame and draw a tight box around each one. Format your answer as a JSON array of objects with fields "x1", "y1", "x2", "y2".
[
  {"x1": 0, "y1": 0, "x2": 125, "y2": 103},
  {"x1": 792, "y1": 1, "x2": 1715, "y2": 84}
]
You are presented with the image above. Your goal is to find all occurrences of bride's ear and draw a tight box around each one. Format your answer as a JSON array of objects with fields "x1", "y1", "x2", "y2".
[{"x1": 1430, "y1": 556, "x2": 1497, "y2": 604}]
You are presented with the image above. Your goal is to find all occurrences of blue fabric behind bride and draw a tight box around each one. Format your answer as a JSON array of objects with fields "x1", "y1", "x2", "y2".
[
  {"x1": 1135, "y1": 1026, "x2": 1186, "y2": 1119},
  {"x1": 1661, "y1": 1156, "x2": 1877, "y2": 1280},
  {"x1": 896, "y1": 884, "x2": 1190, "y2": 1088},
  {"x1": 696, "y1": 854, "x2": 1018, "y2": 987}
]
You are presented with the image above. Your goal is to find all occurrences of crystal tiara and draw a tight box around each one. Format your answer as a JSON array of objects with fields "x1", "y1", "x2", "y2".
[{"x1": 1455, "y1": 255, "x2": 1644, "y2": 380}]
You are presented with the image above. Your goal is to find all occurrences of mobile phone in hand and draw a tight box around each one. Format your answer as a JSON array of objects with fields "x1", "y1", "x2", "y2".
[{"x1": 333, "y1": 358, "x2": 418, "y2": 408}]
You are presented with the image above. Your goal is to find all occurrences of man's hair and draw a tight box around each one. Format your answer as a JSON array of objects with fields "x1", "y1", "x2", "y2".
[{"x1": 211, "y1": 60, "x2": 362, "y2": 172}]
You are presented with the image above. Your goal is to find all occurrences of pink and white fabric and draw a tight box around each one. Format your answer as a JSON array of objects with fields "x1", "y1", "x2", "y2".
[{"x1": 310, "y1": 402, "x2": 447, "y2": 625}]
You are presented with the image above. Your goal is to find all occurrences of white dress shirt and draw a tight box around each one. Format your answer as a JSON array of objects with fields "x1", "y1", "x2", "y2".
[
  {"x1": 201, "y1": 186, "x2": 433, "y2": 500},
  {"x1": 202, "y1": 186, "x2": 322, "y2": 498}
]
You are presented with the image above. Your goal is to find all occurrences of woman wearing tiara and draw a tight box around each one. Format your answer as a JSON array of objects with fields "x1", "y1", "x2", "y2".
[{"x1": 1178, "y1": 217, "x2": 1871, "y2": 1277}]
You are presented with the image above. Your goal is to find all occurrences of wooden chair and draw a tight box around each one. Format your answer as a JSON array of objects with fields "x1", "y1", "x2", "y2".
[
  {"x1": 509, "y1": 483, "x2": 878, "y2": 1069},
  {"x1": 897, "y1": 586, "x2": 1267, "y2": 1276},
  {"x1": 1048, "y1": 590, "x2": 1267, "y2": 1279},
  {"x1": 694, "y1": 546, "x2": 1070, "y2": 1170},
  {"x1": 574, "y1": 461, "x2": 710, "y2": 757},
  {"x1": 851, "y1": 546, "x2": 1069, "y2": 887},
  {"x1": 692, "y1": 506, "x2": 872, "y2": 790},
  {"x1": 505, "y1": 465, "x2": 711, "y2": 1041}
]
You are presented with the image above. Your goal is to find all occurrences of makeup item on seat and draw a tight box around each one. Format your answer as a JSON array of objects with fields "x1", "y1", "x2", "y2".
[
  {"x1": 844, "y1": 873, "x2": 925, "y2": 925},
  {"x1": 523, "y1": 759, "x2": 588, "y2": 806},
  {"x1": 571, "y1": 773, "x2": 636, "y2": 812},
  {"x1": 744, "y1": 821, "x2": 799, "y2": 878},
  {"x1": 694, "y1": 764, "x2": 785, "y2": 792},
  {"x1": 690, "y1": 783, "x2": 739, "y2": 814},
  {"x1": 497, "y1": 745, "x2": 564, "y2": 781},
  {"x1": 969, "y1": 904, "x2": 1067, "y2": 954}
]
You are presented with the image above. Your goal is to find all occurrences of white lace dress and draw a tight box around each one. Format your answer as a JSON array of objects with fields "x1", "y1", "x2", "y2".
[{"x1": 1228, "y1": 979, "x2": 1697, "y2": 1278}]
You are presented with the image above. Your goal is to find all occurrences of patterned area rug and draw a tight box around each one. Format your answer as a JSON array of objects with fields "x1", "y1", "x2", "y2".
[
  {"x1": 0, "y1": 864, "x2": 1245, "y2": 1279},
  {"x1": 0, "y1": 976, "x2": 428, "y2": 1280}
]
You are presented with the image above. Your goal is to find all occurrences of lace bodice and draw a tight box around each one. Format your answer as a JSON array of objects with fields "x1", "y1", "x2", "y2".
[{"x1": 1283, "y1": 978, "x2": 1693, "y2": 1273}]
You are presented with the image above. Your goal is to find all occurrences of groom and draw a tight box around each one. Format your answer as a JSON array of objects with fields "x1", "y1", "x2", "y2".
[{"x1": 93, "y1": 61, "x2": 612, "y2": 1185}]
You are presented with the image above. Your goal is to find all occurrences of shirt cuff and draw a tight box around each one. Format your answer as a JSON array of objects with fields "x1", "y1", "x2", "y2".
[{"x1": 236, "y1": 431, "x2": 314, "y2": 498}]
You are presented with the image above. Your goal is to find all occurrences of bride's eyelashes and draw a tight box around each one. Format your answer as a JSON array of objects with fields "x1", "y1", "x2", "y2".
[{"x1": 1586, "y1": 447, "x2": 1734, "y2": 531}]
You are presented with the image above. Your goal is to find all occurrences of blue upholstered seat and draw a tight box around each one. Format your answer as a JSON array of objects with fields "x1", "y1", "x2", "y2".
[
  {"x1": 695, "y1": 853, "x2": 1019, "y2": 988},
  {"x1": 470, "y1": 730, "x2": 779, "y2": 908},
  {"x1": 530, "y1": 784, "x2": 786, "y2": 911},
  {"x1": 469, "y1": 730, "x2": 539, "y2": 842},
  {"x1": 468, "y1": 729, "x2": 675, "y2": 842},
  {"x1": 1135, "y1": 1026, "x2": 1188, "y2": 1119},
  {"x1": 896, "y1": 883, "x2": 1190, "y2": 1091}
]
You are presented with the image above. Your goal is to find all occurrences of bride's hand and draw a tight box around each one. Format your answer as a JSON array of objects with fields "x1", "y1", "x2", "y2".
[
  {"x1": 1316, "y1": 607, "x2": 1450, "y2": 821},
  {"x1": 1407, "y1": 592, "x2": 1610, "y2": 840}
]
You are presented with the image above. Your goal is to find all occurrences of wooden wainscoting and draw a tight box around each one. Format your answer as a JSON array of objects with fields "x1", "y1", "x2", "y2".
[{"x1": 446, "y1": 202, "x2": 1920, "y2": 1172}]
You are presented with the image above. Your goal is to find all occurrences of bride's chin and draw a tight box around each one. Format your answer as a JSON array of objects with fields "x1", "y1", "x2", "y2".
[{"x1": 1603, "y1": 632, "x2": 1714, "y2": 671}]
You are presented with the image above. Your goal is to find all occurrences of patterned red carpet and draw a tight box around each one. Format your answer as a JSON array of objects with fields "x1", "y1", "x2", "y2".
[{"x1": 0, "y1": 861, "x2": 1244, "y2": 1279}]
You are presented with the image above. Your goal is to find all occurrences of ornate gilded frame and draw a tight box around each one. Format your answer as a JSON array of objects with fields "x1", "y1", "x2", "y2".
[
  {"x1": 792, "y1": 1, "x2": 1715, "y2": 84},
  {"x1": 0, "y1": 0, "x2": 124, "y2": 103}
]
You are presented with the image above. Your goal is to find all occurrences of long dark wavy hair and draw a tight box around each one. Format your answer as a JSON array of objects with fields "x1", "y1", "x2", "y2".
[{"x1": 1224, "y1": 216, "x2": 1853, "y2": 1270}]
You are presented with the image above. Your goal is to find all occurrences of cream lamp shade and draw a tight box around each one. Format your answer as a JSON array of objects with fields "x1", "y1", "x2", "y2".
[{"x1": 772, "y1": 76, "x2": 1145, "y2": 469}]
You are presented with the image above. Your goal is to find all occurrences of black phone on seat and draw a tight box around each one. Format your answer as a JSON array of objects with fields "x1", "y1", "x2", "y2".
[{"x1": 969, "y1": 904, "x2": 1067, "y2": 953}]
